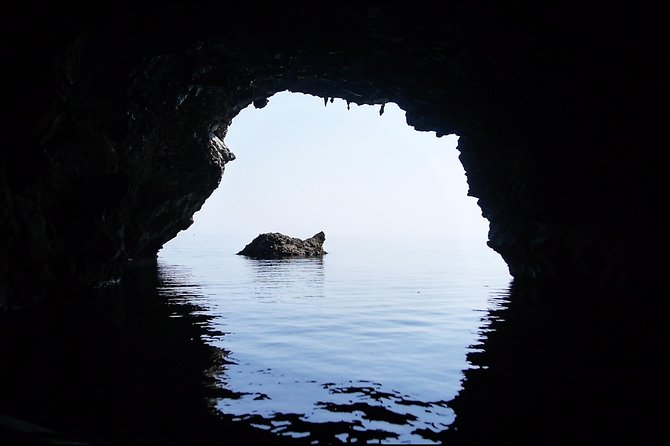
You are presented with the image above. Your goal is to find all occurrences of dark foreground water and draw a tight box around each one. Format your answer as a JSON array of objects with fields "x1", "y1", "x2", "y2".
[
  {"x1": 0, "y1": 234, "x2": 510, "y2": 444},
  {"x1": 2, "y1": 235, "x2": 668, "y2": 445}
]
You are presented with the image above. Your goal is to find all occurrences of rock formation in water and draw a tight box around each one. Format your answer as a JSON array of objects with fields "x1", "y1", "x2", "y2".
[{"x1": 237, "y1": 232, "x2": 327, "y2": 259}]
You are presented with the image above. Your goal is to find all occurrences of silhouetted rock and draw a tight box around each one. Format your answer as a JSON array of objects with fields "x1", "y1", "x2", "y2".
[
  {"x1": 1, "y1": 4, "x2": 668, "y2": 444},
  {"x1": 237, "y1": 232, "x2": 327, "y2": 259},
  {"x1": 1, "y1": 3, "x2": 665, "y2": 303}
]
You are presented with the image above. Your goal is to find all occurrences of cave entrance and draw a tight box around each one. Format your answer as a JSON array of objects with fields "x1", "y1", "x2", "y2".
[
  {"x1": 157, "y1": 91, "x2": 510, "y2": 443},
  {"x1": 175, "y1": 91, "x2": 491, "y2": 245}
]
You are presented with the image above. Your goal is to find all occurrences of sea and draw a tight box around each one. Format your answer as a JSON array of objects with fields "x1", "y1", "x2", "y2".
[{"x1": 156, "y1": 232, "x2": 512, "y2": 444}]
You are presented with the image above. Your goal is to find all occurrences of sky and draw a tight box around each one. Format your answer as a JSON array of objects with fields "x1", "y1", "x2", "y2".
[{"x1": 180, "y1": 91, "x2": 490, "y2": 242}]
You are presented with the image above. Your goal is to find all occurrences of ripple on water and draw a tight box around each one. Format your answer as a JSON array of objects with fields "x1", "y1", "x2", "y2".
[{"x1": 158, "y1": 235, "x2": 511, "y2": 443}]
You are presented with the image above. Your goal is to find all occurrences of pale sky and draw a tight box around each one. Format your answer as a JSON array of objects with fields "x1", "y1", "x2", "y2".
[{"x1": 183, "y1": 91, "x2": 490, "y2": 242}]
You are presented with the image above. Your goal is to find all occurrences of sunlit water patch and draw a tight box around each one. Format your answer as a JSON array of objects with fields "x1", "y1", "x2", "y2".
[{"x1": 158, "y1": 234, "x2": 510, "y2": 443}]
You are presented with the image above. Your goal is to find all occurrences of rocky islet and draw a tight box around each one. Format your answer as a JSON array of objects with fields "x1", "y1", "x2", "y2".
[{"x1": 237, "y1": 231, "x2": 327, "y2": 259}]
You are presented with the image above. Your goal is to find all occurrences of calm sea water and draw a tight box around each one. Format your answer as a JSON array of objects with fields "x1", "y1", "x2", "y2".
[{"x1": 157, "y1": 234, "x2": 511, "y2": 444}]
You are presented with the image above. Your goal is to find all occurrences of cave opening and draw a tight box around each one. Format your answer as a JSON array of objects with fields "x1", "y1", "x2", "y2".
[
  {"x1": 154, "y1": 91, "x2": 511, "y2": 443},
  {"x1": 165, "y1": 90, "x2": 493, "y2": 248}
]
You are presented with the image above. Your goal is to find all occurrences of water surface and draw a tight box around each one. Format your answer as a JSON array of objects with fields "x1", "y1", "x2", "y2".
[{"x1": 158, "y1": 234, "x2": 511, "y2": 443}]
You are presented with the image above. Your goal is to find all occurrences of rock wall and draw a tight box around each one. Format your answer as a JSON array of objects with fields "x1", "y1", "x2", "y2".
[{"x1": 1, "y1": 3, "x2": 666, "y2": 306}]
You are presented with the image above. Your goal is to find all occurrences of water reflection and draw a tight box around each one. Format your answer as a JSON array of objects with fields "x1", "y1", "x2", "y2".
[
  {"x1": 5, "y1": 253, "x2": 666, "y2": 444},
  {"x1": 442, "y1": 280, "x2": 670, "y2": 445},
  {"x1": 0, "y1": 261, "x2": 277, "y2": 445},
  {"x1": 155, "y1": 251, "x2": 511, "y2": 444},
  {"x1": 1, "y1": 250, "x2": 514, "y2": 445},
  {"x1": 242, "y1": 257, "x2": 324, "y2": 301},
  {"x1": 215, "y1": 379, "x2": 455, "y2": 444}
]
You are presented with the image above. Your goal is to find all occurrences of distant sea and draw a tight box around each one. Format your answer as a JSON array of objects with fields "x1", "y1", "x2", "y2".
[{"x1": 158, "y1": 233, "x2": 511, "y2": 444}]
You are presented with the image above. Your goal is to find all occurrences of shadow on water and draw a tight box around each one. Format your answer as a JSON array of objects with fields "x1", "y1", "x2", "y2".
[
  {"x1": 216, "y1": 380, "x2": 455, "y2": 444},
  {"x1": 4, "y1": 259, "x2": 666, "y2": 445},
  {"x1": 442, "y1": 279, "x2": 670, "y2": 445},
  {"x1": 0, "y1": 260, "x2": 289, "y2": 445}
]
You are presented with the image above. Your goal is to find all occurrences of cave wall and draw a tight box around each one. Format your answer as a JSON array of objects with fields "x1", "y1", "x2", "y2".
[{"x1": 1, "y1": 2, "x2": 666, "y2": 306}]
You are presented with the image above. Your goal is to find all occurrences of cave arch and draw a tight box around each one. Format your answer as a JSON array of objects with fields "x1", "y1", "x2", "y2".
[
  {"x1": 181, "y1": 91, "x2": 490, "y2": 244},
  {"x1": 1, "y1": 3, "x2": 662, "y2": 306}
]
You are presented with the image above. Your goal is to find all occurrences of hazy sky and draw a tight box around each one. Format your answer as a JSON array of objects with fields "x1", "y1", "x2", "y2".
[{"x1": 183, "y1": 91, "x2": 490, "y2": 241}]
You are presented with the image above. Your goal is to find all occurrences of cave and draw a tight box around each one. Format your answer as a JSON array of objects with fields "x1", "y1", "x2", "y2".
[{"x1": 1, "y1": 2, "x2": 668, "y2": 444}]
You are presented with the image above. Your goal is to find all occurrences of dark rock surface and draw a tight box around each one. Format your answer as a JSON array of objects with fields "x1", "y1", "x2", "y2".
[
  {"x1": 1, "y1": 3, "x2": 666, "y2": 305},
  {"x1": 237, "y1": 232, "x2": 327, "y2": 259},
  {"x1": 1, "y1": 3, "x2": 668, "y2": 444}
]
